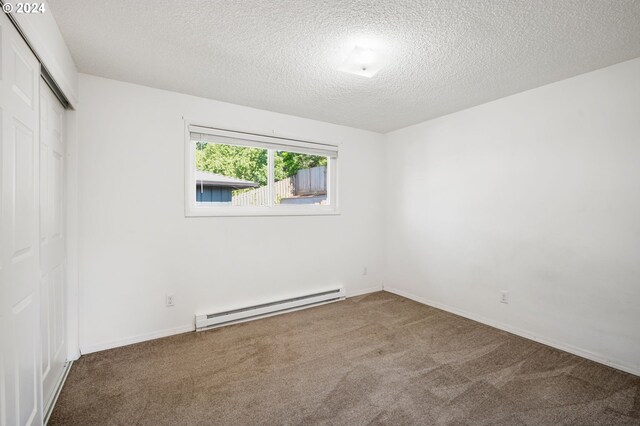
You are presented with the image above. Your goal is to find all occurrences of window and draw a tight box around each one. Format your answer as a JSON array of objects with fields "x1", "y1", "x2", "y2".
[{"x1": 185, "y1": 124, "x2": 339, "y2": 216}]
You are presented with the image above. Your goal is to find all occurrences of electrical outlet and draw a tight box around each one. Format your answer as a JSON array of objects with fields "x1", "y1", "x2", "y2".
[
  {"x1": 363, "y1": 266, "x2": 368, "y2": 276},
  {"x1": 500, "y1": 290, "x2": 509, "y2": 304},
  {"x1": 166, "y1": 294, "x2": 175, "y2": 307}
]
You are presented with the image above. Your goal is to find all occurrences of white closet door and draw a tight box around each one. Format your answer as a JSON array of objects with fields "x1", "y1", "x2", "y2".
[
  {"x1": 0, "y1": 10, "x2": 43, "y2": 426},
  {"x1": 39, "y1": 79, "x2": 66, "y2": 415}
]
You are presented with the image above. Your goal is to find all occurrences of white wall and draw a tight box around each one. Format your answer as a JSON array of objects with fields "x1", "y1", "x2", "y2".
[
  {"x1": 76, "y1": 74, "x2": 385, "y2": 353},
  {"x1": 76, "y1": 59, "x2": 640, "y2": 374},
  {"x1": 384, "y1": 57, "x2": 640, "y2": 374}
]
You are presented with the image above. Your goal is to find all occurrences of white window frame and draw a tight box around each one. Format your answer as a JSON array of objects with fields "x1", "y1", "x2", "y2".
[{"x1": 185, "y1": 121, "x2": 340, "y2": 217}]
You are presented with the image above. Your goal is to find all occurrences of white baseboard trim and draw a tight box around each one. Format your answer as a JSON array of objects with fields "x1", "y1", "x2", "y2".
[
  {"x1": 384, "y1": 286, "x2": 640, "y2": 377},
  {"x1": 80, "y1": 324, "x2": 195, "y2": 355},
  {"x1": 44, "y1": 360, "x2": 72, "y2": 425},
  {"x1": 347, "y1": 284, "x2": 383, "y2": 298},
  {"x1": 66, "y1": 348, "x2": 80, "y2": 362},
  {"x1": 79, "y1": 287, "x2": 383, "y2": 355}
]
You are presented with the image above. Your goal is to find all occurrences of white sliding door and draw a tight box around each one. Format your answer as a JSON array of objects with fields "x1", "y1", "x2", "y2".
[
  {"x1": 39, "y1": 79, "x2": 66, "y2": 415},
  {"x1": 0, "y1": 10, "x2": 43, "y2": 426}
]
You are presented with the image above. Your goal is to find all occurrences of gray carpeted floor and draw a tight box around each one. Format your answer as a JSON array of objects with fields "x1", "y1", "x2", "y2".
[{"x1": 50, "y1": 291, "x2": 640, "y2": 425}]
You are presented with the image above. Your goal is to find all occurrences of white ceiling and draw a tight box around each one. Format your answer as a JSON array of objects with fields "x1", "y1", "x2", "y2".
[{"x1": 48, "y1": 0, "x2": 640, "y2": 133}]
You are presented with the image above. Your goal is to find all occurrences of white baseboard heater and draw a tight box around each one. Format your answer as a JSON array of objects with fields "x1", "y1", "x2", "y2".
[{"x1": 195, "y1": 287, "x2": 345, "y2": 331}]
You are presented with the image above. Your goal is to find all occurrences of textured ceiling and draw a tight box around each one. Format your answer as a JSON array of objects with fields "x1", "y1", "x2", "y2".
[{"x1": 48, "y1": 0, "x2": 640, "y2": 133}]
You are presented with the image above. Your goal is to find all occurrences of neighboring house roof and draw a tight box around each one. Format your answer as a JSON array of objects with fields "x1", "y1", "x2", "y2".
[{"x1": 196, "y1": 171, "x2": 259, "y2": 189}]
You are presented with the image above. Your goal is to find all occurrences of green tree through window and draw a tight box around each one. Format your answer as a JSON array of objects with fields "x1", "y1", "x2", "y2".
[{"x1": 196, "y1": 142, "x2": 327, "y2": 186}]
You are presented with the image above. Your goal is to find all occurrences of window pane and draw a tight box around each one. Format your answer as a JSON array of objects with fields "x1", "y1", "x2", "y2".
[
  {"x1": 273, "y1": 151, "x2": 329, "y2": 205},
  {"x1": 194, "y1": 141, "x2": 268, "y2": 206}
]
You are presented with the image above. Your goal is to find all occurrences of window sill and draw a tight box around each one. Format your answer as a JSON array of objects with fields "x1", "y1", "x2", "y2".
[{"x1": 185, "y1": 206, "x2": 341, "y2": 217}]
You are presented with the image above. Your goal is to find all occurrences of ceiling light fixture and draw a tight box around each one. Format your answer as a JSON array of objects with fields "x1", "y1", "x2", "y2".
[{"x1": 338, "y1": 46, "x2": 383, "y2": 78}]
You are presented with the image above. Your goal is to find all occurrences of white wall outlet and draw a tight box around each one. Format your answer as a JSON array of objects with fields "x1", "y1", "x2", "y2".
[
  {"x1": 166, "y1": 294, "x2": 175, "y2": 307},
  {"x1": 500, "y1": 290, "x2": 509, "y2": 304},
  {"x1": 363, "y1": 266, "x2": 368, "y2": 276}
]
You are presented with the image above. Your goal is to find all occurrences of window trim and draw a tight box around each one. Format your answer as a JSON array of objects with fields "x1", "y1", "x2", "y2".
[{"x1": 184, "y1": 121, "x2": 340, "y2": 217}]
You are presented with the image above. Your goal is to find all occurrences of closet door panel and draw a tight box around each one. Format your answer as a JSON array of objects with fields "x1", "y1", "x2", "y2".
[{"x1": 0, "y1": 11, "x2": 43, "y2": 426}]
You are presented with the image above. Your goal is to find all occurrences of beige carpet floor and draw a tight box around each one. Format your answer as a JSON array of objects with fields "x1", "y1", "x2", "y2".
[{"x1": 50, "y1": 291, "x2": 640, "y2": 425}]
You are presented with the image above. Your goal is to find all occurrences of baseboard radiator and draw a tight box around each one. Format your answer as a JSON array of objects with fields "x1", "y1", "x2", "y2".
[{"x1": 195, "y1": 287, "x2": 345, "y2": 331}]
